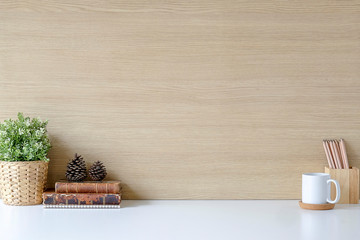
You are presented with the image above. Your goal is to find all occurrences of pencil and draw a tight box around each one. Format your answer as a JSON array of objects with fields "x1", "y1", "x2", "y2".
[
  {"x1": 323, "y1": 140, "x2": 334, "y2": 168},
  {"x1": 332, "y1": 140, "x2": 343, "y2": 169},
  {"x1": 340, "y1": 139, "x2": 349, "y2": 169},
  {"x1": 325, "y1": 140, "x2": 337, "y2": 169},
  {"x1": 335, "y1": 140, "x2": 344, "y2": 169}
]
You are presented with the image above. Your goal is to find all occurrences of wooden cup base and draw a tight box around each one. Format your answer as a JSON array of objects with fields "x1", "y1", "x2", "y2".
[{"x1": 299, "y1": 201, "x2": 335, "y2": 210}]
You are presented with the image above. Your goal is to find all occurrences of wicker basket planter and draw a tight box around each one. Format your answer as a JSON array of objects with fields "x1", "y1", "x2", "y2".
[{"x1": 0, "y1": 161, "x2": 48, "y2": 206}]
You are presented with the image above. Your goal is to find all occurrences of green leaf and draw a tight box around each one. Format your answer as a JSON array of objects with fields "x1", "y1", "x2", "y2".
[{"x1": 0, "y1": 113, "x2": 51, "y2": 162}]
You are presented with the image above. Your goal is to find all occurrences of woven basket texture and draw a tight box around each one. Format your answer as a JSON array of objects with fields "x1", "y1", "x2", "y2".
[{"x1": 0, "y1": 161, "x2": 48, "y2": 205}]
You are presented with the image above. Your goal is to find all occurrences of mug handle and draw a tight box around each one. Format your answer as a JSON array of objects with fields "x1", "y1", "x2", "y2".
[{"x1": 327, "y1": 179, "x2": 341, "y2": 204}]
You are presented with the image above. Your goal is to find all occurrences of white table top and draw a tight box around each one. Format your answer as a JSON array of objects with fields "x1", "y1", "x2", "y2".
[{"x1": 0, "y1": 200, "x2": 359, "y2": 240}]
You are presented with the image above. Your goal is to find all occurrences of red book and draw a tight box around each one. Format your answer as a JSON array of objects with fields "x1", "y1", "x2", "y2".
[{"x1": 55, "y1": 181, "x2": 121, "y2": 194}]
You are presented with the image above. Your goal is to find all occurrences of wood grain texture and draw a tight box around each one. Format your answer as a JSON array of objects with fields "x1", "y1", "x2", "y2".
[
  {"x1": 325, "y1": 167, "x2": 359, "y2": 204},
  {"x1": 298, "y1": 201, "x2": 335, "y2": 210},
  {"x1": 0, "y1": 1, "x2": 359, "y2": 199}
]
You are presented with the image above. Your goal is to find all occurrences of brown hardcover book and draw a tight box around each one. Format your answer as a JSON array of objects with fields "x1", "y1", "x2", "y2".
[
  {"x1": 55, "y1": 181, "x2": 121, "y2": 194},
  {"x1": 43, "y1": 192, "x2": 121, "y2": 206}
]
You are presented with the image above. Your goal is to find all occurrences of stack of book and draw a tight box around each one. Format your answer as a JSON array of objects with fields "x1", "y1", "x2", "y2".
[{"x1": 42, "y1": 181, "x2": 121, "y2": 208}]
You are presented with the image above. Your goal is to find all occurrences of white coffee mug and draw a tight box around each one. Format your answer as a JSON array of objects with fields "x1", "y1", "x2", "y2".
[{"x1": 302, "y1": 173, "x2": 340, "y2": 204}]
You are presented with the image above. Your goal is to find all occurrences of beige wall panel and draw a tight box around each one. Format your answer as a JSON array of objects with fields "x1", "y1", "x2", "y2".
[{"x1": 0, "y1": 1, "x2": 359, "y2": 199}]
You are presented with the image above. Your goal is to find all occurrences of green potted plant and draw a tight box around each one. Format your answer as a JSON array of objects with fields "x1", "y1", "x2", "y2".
[{"x1": 0, "y1": 113, "x2": 51, "y2": 205}]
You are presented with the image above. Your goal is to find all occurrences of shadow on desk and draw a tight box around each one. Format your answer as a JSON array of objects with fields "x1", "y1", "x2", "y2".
[
  {"x1": 333, "y1": 204, "x2": 360, "y2": 210},
  {"x1": 121, "y1": 200, "x2": 152, "y2": 208}
]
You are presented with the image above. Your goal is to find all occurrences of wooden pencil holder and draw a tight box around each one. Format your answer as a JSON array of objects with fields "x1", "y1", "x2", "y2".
[{"x1": 325, "y1": 167, "x2": 359, "y2": 204}]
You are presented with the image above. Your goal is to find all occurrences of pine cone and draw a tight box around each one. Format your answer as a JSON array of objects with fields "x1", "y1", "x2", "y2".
[
  {"x1": 65, "y1": 153, "x2": 87, "y2": 182},
  {"x1": 88, "y1": 161, "x2": 107, "y2": 181}
]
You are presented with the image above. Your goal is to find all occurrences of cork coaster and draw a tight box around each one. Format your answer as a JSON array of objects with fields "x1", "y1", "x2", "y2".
[{"x1": 299, "y1": 201, "x2": 335, "y2": 210}]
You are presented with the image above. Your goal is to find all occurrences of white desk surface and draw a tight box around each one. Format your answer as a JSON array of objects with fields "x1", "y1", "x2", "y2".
[{"x1": 0, "y1": 200, "x2": 359, "y2": 240}]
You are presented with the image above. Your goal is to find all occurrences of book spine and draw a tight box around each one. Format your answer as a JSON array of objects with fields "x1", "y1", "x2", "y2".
[
  {"x1": 43, "y1": 193, "x2": 121, "y2": 205},
  {"x1": 55, "y1": 182, "x2": 121, "y2": 194},
  {"x1": 44, "y1": 205, "x2": 121, "y2": 209}
]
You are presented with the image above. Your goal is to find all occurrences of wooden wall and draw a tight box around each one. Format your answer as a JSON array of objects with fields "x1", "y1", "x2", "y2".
[{"x1": 0, "y1": 0, "x2": 359, "y2": 199}]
